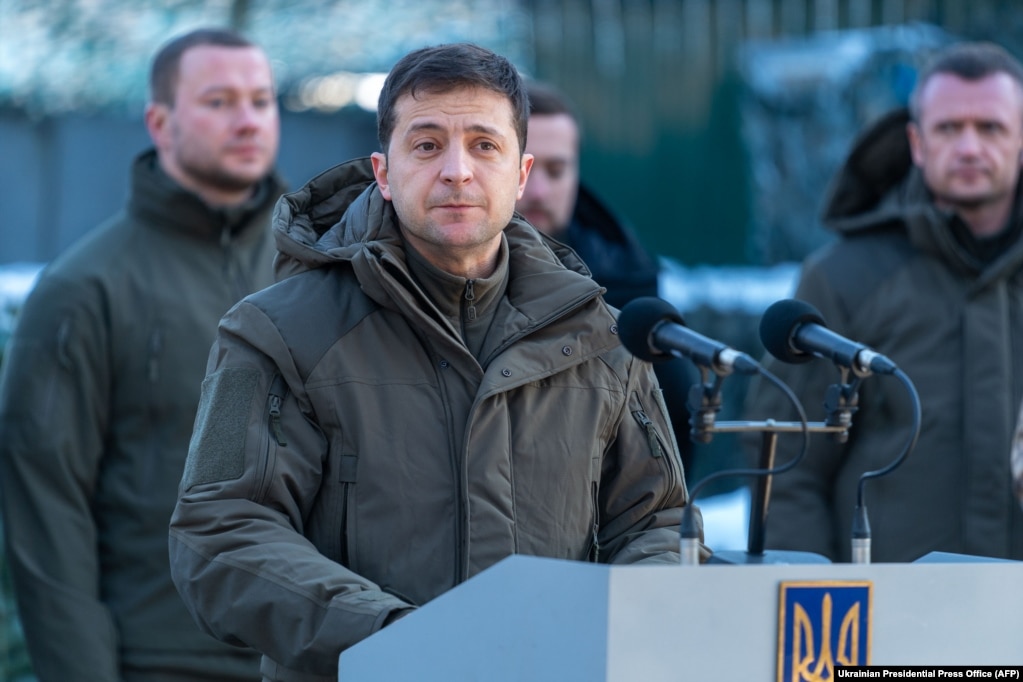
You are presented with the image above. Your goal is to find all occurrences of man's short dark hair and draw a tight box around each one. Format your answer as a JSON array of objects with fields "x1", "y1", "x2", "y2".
[
  {"x1": 525, "y1": 80, "x2": 577, "y2": 120},
  {"x1": 376, "y1": 42, "x2": 529, "y2": 154},
  {"x1": 910, "y1": 41, "x2": 1023, "y2": 120},
  {"x1": 150, "y1": 27, "x2": 256, "y2": 106}
]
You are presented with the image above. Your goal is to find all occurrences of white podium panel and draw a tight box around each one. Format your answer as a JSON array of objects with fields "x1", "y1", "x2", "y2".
[{"x1": 338, "y1": 555, "x2": 1023, "y2": 681}]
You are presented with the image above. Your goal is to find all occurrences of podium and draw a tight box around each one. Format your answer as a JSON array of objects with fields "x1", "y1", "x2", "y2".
[{"x1": 338, "y1": 554, "x2": 1023, "y2": 681}]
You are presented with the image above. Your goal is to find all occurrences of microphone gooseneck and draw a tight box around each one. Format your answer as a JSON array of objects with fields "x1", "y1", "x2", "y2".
[
  {"x1": 851, "y1": 366, "x2": 922, "y2": 564},
  {"x1": 758, "y1": 299, "x2": 921, "y2": 564}
]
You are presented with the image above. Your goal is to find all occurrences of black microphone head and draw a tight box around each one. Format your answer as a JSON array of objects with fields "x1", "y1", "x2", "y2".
[
  {"x1": 759, "y1": 298, "x2": 826, "y2": 364},
  {"x1": 618, "y1": 297, "x2": 685, "y2": 363}
]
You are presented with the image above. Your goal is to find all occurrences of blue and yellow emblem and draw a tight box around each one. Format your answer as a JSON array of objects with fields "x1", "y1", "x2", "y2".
[{"x1": 777, "y1": 580, "x2": 872, "y2": 682}]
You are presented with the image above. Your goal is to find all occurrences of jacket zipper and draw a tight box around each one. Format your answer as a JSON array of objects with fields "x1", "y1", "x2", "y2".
[
  {"x1": 633, "y1": 409, "x2": 681, "y2": 511},
  {"x1": 268, "y1": 392, "x2": 287, "y2": 447},
  {"x1": 221, "y1": 226, "x2": 246, "y2": 301},
  {"x1": 257, "y1": 374, "x2": 289, "y2": 500},
  {"x1": 460, "y1": 279, "x2": 477, "y2": 344},
  {"x1": 633, "y1": 410, "x2": 665, "y2": 459}
]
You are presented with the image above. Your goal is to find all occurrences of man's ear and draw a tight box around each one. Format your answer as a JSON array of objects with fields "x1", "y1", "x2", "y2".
[
  {"x1": 907, "y1": 121, "x2": 924, "y2": 168},
  {"x1": 517, "y1": 153, "x2": 534, "y2": 200},
  {"x1": 144, "y1": 103, "x2": 169, "y2": 149},
  {"x1": 371, "y1": 152, "x2": 391, "y2": 200}
]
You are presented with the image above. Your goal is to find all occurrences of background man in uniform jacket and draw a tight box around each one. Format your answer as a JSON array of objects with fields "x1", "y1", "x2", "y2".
[
  {"x1": 744, "y1": 41, "x2": 1023, "y2": 563},
  {"x1": 0, "y1": 28, "x2": 284, "y2": 681}
]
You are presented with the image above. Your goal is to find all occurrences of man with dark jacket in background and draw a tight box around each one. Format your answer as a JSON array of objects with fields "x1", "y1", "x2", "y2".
[
  {"x1": 744, "y1": 41, "x2": 1023, "y2": 563},
  {"x1": 516, "y1": 79, "x2": 701, "y2": 475},
  {"x1": 168, "y1": 42, "x2": 703, "y2": 682},
  {"x1": 0, "y1": 28, "x2": 284, "y2": 681}
]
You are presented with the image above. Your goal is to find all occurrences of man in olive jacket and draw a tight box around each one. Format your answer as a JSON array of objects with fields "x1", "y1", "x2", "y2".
[
  {"x1": 0, "y1": 29, "x2": 283, "y2": 681},
  {"x1": 744, "y1": 41, "x2": 1023, "y2": 563},
  {"x1": 169, "y1": 43, "x2": 703, "y2": 682}
]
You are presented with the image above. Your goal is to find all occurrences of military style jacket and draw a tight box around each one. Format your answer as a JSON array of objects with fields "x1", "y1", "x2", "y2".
[
  {"x1": 169, "y1": 158, "x2": 699, "y2": 682},
  {"x1": 0, "y1": 149, "x2": 283, "y2": 681}
]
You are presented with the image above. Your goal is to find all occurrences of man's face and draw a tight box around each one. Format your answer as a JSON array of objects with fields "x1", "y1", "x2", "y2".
[
  {"x1": 908, "y1": 72, "x2": 1023, "y2": 220},
  {"x1": 371, "y1": 86, "x2": 532, "y2": 277},
  {"x1": 516, "y1": 113, "x2": 580, "y2": 237},
  {"x1": 146, "y1": 45, "x2": 279, "y2": 206}
]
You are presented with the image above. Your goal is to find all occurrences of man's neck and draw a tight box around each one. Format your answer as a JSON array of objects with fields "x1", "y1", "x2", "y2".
[
  {"x1": 158, "y1": 156, "x2": 256, "y2": 209},
  {"x1": 942, "y1": 199, "x2": 1013, "y2": 238}
]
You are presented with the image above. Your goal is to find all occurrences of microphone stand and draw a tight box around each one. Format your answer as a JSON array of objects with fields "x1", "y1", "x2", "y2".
[
  {"x1": 698, "y1": 420, "x2": 845, "y2": 564},
  {"x1": 685, "y1": 367, "x2": 860, "y2": 565}
]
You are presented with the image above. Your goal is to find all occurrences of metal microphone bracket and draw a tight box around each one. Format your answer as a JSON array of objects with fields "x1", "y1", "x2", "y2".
[
  {"x1": 687, "y1": 367, "x2": 725, "y2": 444},
  {"x1": 823, "y1": 368, "x2": 862, "y2": 444}
]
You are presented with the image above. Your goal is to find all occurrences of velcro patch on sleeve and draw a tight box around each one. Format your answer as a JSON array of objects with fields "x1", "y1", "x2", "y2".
[{"x1": 182, "y1": 367, "x2": 261, "y2": 490}]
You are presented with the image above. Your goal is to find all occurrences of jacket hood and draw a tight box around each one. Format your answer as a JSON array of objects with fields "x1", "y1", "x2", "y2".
[
  {"x1": 562, "y1": 182, "x2": 660, "y2": 309},
  {"x1": 272, "y1": 157, "x2": 593, "y2": 281},
  {"x1": 820, "y1": 108, "x2": 917, "y2": 235}
]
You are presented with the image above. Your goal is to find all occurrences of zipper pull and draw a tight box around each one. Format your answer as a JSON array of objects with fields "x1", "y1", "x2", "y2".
[
  {"x1": 269, "y1": 395, "x2": 287, "y2": 446},
  {"x1": 464, "y1": 279, "x2": 477, "y2": 321},
  {"x1": 633, "y1": 410, "x2": 665, "y2": 458},
  {"x1": 268, "y1": 374, "x2": 289, "y2": 446}
]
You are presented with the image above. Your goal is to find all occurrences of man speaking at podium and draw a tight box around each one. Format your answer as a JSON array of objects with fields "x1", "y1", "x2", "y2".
[
  {"x1": 745, "y1": 41, "x2": 1023, "y2": 564},
  {"x1": 168, "y1": 42, "x2": 705, "y2": 682}
]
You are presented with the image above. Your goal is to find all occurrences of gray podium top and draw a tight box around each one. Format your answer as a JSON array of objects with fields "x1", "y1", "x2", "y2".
[{"x1": 338, "y1": 554, "x2": 1023, "y2": 681}]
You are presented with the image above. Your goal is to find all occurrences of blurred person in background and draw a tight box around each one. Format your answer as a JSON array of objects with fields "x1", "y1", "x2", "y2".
[
  {"x1": 744, "y1": 41, "x2": 1023, "y2": 563},
  {"x1": 516, "y1": 79, "x2": 702, "y2": 476},
  {"x1": 0, "y1": 27, "x2": 285, "y2": 681}
]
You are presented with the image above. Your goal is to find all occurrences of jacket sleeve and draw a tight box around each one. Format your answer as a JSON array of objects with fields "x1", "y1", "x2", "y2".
[
  {"x1": 597, "y1": 353, "x2": 711, "y2": 565},
  {"x1": 0, "y1": 274, "x2": 121, "y2": 682},
  {"x1": 169, "y1": 301, "x2": 409, "y2": 678},
  {"x1": 741, "y1": 259, "x2": 851, "y2": 560}
]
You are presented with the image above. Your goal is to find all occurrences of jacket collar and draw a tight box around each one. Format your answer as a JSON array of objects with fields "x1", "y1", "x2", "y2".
[
  {"x1": 272, "y1": 157, "x2": 604, "y2": 332},
  {"x1": 127, "y1": 148, "x2": 285, "y2": 244}
]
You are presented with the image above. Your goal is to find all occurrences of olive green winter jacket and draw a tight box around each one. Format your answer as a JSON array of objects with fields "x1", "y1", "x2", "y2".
[
  {"x1": 0, "y1": 149, "x2": 284, "y2": 681},
  {"x1": 169, "y1": 158, "x2": 700, "y2": 682},
  {"x1": 745, "y1": 109, "x2": 1023, "y2": 563}
]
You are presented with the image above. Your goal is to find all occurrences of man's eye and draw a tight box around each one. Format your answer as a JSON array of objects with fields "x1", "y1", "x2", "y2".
[
  {"x1": 546, "y1": 163, "x2": 567, "y2": 180},
  {"x1": 479, "y1": 141, "x2": 497, "y2": 151},
  {"x1": 417, "y1": 142, "x2": 437, "y2": 152},
  {"x1": 207, "y1": 98, "x2": 226, "y2": 108}
]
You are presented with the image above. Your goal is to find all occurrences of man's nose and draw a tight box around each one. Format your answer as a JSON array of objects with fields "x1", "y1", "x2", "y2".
[
  {"x1": 440, "y1": 147, "x2": 473, "y2": 185},
  {"x1": 954, "y1": 126, "x2": 983, "y2": 154},
  {"x1": 235, "y1": 102, "x2": 267, "y2": 132}
]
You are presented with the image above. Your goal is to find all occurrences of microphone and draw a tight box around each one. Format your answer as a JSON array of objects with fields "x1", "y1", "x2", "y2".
[
  {"x1": 618, "y1": 297, "x2": 760, "y2": 376},
  {"x1": 759, "y1": 299, "x2": 897, "y2": 376}
]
